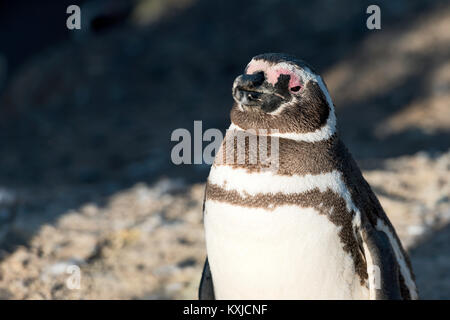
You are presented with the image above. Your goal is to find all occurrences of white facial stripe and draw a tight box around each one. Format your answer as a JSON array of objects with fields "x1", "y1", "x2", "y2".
[
  {"x1": 270, "y1": 111, "x2": 336, "y2": 142},
  {"x1": 268, "y1": 100, "x2": 297, "y2": 116},
  {"x1": 375, "y1": 219, "x2": 419, "y2": 299},
  {"x1": 230, "y1": 106, "x2": 336, "y2": 143},
  {"x1": 208, "y1": 165, "x2": 361, "y2": 227}
]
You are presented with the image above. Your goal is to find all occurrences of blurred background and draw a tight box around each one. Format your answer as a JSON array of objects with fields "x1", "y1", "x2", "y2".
[{"x1": 0, "y1": 0, "x2": 449, "y2": 299}]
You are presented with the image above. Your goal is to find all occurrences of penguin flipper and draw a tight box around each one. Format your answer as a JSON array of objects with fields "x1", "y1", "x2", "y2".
[
  {"x1": 198, "y1": 257, "x2": 215, "y2": 300},
  {"x1": 361, "y1": 227, "x2": 402, "y2": 300}
]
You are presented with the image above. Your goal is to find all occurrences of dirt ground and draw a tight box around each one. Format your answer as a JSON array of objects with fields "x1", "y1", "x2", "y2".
[{"x1": 0, "y1": 0, "x2": 449, "y2": 299}]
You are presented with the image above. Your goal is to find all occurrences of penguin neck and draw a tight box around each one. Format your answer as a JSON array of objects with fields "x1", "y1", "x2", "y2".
[{"x1": 228, "y1": 111, "x2": 337, "y2": 144}]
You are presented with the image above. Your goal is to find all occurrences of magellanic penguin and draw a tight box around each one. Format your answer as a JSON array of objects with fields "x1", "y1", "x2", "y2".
[{"x1": 199, "y1": 53, "x2": 418, "y2": 300}]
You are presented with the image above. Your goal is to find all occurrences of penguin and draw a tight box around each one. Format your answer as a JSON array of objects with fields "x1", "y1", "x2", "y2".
[{"x1": 199, "y1": 53, "x2": 418, "y2": 300}]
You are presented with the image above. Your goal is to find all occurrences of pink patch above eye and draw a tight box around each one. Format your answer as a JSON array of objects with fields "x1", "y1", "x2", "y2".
[
  {"x1": 246, "y1": 61, "x2": 302, "y2": 91},
  {"x1": 246, "y1": 60, "x2": 269, "y2": 75},
  {"x1": 267, "y1": 68, "x2": 301, "y2": 90}
]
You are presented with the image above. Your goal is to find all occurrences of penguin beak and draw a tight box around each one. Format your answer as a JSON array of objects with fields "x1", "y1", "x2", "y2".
[
  {"x1": 232, "y1": 72, "x2": 268, "y2": 107},
  {"x1": 232, "y1": 72, "x2": 286, "y2": 108}
]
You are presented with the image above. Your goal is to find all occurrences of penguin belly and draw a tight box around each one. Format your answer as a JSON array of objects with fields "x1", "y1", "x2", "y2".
[{"x1": 204, "y1": 200, "x2": 369, "y2": 300}]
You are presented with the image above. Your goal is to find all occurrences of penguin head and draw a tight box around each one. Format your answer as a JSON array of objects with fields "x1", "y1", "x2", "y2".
[{"x1": 231, "y1": 53, "x2": 336, "y2": 141}]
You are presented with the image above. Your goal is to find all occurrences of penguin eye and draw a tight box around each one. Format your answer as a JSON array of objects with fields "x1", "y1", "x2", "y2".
[{"x1": 290, "y1": 86, "x2": 301, "y2": 92}]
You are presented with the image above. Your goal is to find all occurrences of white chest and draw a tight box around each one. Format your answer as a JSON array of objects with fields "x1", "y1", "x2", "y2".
[{"x1": 204, "y1": 200, "x2": 369, "y2": 299}]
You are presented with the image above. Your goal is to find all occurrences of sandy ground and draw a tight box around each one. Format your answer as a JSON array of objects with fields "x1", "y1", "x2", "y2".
[{"x1": 0, "y1": 0, "x2": 449, "y2": 299}]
